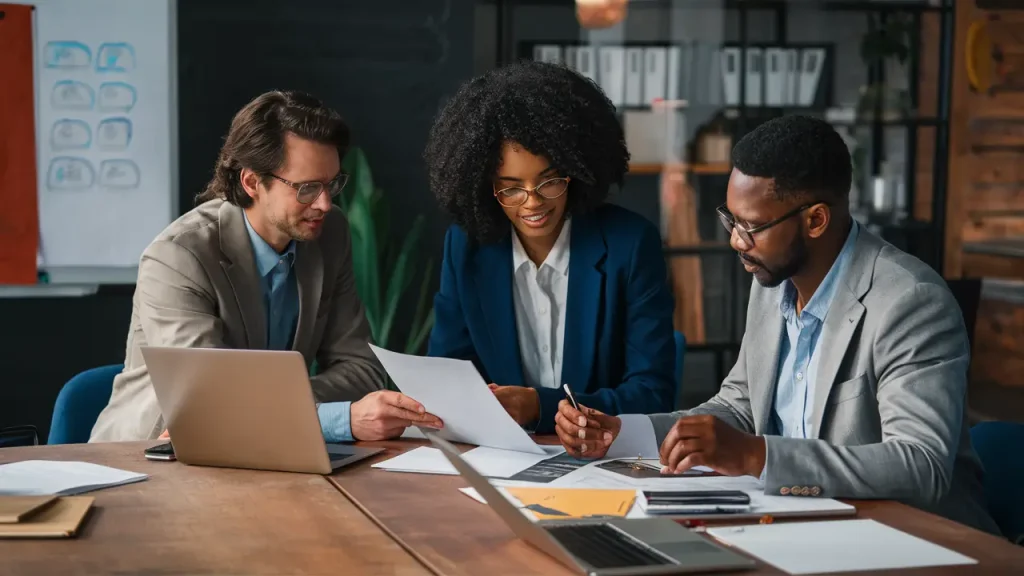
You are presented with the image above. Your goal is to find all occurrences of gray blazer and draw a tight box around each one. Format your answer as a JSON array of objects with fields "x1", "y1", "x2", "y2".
[
  {"x1": 90, "y1": 199, "x2": 386, "y2": 442},
  {"x1": 651, "y1": 228, "x2": 1000, "y2": 535}
]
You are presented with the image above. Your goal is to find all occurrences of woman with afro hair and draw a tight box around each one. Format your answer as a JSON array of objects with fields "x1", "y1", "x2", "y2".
[{"x1": 423, "y1": 60, "x2": 676, "y2": 441}]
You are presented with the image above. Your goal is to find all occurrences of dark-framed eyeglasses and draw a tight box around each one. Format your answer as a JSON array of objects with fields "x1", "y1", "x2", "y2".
[
  {"x1": 268, "y1": 172, "x2": 349, "y2": 204},
  {"x1": 716, "y1": 202, "x2": 817, "y2": 248},
  {"x1": 493, "y1": 177, "x2": 570, "y2": 208}
]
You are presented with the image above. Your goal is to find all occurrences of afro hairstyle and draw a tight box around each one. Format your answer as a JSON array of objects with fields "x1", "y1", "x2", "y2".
[
  {"x1": 731, "y1": 114, "x2": 852, "y2": 205},
  {"x1": 423, "y1": 59, "x2": 629, "y2": 243}
]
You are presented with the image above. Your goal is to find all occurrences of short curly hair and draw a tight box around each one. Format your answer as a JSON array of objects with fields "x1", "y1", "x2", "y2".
[
  {"x1": 424, "y1": 60, "x2": 629, "y2": 243},
  {"x1": 731, "y1": 115, "x2": 851, "y2": 204}
]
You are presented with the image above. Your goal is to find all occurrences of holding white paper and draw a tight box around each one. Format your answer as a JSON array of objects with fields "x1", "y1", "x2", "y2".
[{"x1": 369, "y1": 345, "x2": 545, "y2": 455}]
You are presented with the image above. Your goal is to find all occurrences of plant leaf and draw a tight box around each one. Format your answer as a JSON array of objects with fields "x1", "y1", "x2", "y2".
[
  {"x1": 379, "y1": 214, "x2": 426, "y2": 347},
  {"x1": 346, "y1": 189, "x2": 381, "y2": 343},
  {"x1": 406, "y1": 308, "x2": 436, "y2": 355}
]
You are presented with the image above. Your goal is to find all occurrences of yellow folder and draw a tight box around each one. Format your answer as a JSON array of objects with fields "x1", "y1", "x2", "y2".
[{"x1": 505, "y1": 487, "x2": 636, "y2": 521}]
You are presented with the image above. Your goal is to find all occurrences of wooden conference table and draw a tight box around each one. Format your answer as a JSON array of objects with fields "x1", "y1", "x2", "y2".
[{"x1": 2, "y1": 439, "x2": 1024, "y2": 576}]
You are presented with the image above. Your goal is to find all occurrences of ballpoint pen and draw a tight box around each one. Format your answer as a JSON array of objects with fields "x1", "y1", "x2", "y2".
[{"x1": 562, "y1": 383, "x2": 580, "y2": 410}]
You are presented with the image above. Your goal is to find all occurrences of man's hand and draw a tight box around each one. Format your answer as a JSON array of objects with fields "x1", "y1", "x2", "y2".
[
  {"x1": 350, "y1": 391, "x2": 443, "y2": 441},
  {"x1": 159, "y1": 430, "x2": 170, "y2": 440},
  {"x1": 554, "y1": 399, "x2": 621, "y2": 459},
  {"x1": 659, "y1": 414, "x2": 766, "y2": 477},
  {"x1": 488, "y1": 384, "x2": 540, "y2": 426}
]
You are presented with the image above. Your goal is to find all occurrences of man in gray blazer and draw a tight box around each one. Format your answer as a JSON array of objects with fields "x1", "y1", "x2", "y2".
[
  {"x1": 554, "y1": 115, "x2": 999, "y2": 535},
  {"x1": 90, "y1": 90, "x2": 442, "y2": 443}
]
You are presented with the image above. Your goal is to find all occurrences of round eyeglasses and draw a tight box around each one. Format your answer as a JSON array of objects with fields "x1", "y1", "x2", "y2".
[
  {"x1": 268, "y1": 172, "x2": 349, "y2": 205},
  {"x1": 493, "y1": 177, "x2": 570, "y2": 208}
]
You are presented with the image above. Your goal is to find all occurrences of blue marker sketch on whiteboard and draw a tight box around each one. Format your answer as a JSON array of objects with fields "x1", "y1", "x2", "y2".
[
  {"x1": 97, "y1": 117, "x2": 132, "y2": 150},
  {"x1": 47, "y1": 157, "x2": 95, "y2": 190},
  {"x1": 99, "y1": 159, "x2": 141, "y2": 189},
  {"x1": 50, "y1": 119, "x2": 92, "y2": 150},
  {"x1": 50, "y1": 80, "x2": 95, "y2": 111},
  {"x1": 97, "y1": 82, "x2": 137, "y2": 112},
  {"x1": 96, "y1": 43, "x2": 136, "y2": 72},
  {"x1": 44, "y1": 41, "x2": 91, "y2": 69}
]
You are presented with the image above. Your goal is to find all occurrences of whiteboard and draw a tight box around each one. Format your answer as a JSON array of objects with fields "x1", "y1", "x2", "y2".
[{"x1": 10, "y1": 0, "x2": 177, "y2": 277}]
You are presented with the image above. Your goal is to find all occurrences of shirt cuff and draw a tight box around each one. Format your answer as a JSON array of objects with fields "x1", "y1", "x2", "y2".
[
  {"x1": 758, "y1": 439, "x2": 769, "y2": 484},
  {"x1": 318, "y1": 401, "x2": 354, "y2": 443}
]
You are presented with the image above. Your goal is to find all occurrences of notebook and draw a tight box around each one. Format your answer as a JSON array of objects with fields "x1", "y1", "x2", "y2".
[
  {"x1": 0, "y1": 496, "x2": 94, "y2": 538},
  {"x1": 0, "y1": 460, "x2": 148, "y2": 496}
]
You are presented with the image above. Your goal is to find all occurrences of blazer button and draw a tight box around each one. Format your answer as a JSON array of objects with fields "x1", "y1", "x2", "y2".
[
  {"x1": 780, "y1": 487, "x2": 790, "y2": 495},
  {"x1": 800, "y1": 487, "x2": 811, "y2": 496},
  {"x1": 791, "y1": 485, "x2": 801, "y2": 495},
  {"x1": 811, "y1": 486, "x2": 821, "y2": 496}
]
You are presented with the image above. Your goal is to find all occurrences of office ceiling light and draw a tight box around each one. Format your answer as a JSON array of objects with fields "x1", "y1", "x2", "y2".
[{"x1": 576, "y1": 0, "x2": 628, "y2": 29}]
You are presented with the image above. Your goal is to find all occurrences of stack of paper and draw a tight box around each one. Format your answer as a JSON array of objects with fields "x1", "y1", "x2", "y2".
[
  {"x1": 707, "y1": 519, "x2": 976, "y2": 574},
  {"x1": 372, "y1": 445, "x2": 566, "y2": 478},
  {"x1": 0, "y1": 461, "x2": 148, "y2": 496}
]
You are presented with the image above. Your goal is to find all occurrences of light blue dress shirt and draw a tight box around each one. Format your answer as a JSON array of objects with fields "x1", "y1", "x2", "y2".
[
  {"x1": 243, "y1": 213, "x2": 353, "y2": 442},
  {"x1": 759, "y1": 221, "x2": 859, "y2": 482},
  {"x1": 772, "y1": 221, "x2": 859, "y2": 439}
]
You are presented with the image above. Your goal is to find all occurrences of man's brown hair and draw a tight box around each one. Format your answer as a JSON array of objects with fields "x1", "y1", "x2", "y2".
[{"x1": 197, "y1": 90, "x2": 350, "y2": 208}]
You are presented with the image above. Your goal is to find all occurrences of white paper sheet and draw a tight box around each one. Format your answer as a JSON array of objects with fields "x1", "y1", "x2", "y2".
[
  {"x1": 707, "y1": 519, "x2": 977, "y2": 574},
  {"x1": 0, "y1": 460, "x2": 148, "y2": 496},
  {"x1": 369, "y1": 345, "x2": 544, "y2": 454},
  {"x1": 604, "y1": 414, "x2": 660, "y2": 459},
  {"x1": 372, "y1": 446, "x2": 563, "y2": 478}
]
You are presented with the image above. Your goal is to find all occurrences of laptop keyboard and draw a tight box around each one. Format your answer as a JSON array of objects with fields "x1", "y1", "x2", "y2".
[{"x1": 546, "y1": 523, "x2": 673, "y2": 569}]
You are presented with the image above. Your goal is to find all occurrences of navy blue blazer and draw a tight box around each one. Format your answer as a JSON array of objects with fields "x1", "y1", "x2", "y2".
[{"x1": 426, "y1": 204, "x2": 676, "y2": 434}]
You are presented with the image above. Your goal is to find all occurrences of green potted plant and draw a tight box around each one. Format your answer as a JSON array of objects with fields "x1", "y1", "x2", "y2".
[{"x1": 335, "y1": 146, "x2": 436, "y2": 356}]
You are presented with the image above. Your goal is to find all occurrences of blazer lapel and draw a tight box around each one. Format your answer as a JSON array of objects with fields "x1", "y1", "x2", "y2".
[
  {"x1": 807, "y1": 231, "x2": 879, "y2": 437},
  {"x1": 472, "y1": 237, "x2": 523, "y2": 384},
  {"x1": 748, "y1": 288, "x2": 784, "y2": 435},
  {"x1": 291, "y1": 239, "x2": 323, "y2": 355},
  {"x1": 218, "y1": 202, "x2": 267, "y2": 350},
  {"x1": 562, "y1": 216, "x2": 605, "y2": 394}
]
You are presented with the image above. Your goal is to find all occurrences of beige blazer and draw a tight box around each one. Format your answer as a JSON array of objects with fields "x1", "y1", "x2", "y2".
[
  {"x1": 651, "y1": 228, "x2": 1000, "y2": 536},
  {"x1": 89, "y1": 199, "x2": 386, "y2": 442}
]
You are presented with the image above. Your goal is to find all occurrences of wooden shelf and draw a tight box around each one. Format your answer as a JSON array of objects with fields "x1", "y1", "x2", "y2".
[{"x1": 628, "y1": 162, "x2": 731, "y2": 175}]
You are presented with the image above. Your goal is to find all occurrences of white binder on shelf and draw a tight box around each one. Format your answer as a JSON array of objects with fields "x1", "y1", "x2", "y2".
[
  {"x1": 785, "y1": 48, "x2": 800, "y2": 106},
  {"x1": 765, "y1": 47, "x2": 786, "y2": 106},
  {"x1": 643, "y1": 46, "x2": 667, "y2": 104},
  {"x1": 744, "y1": 47, "x2": 763, "y2": 107},
  {"x1": 625, "y1": 47, "x2": 644, "y2": 106},
  {"x1": 564, "y1": 45, "x2": 578, "y2": 72},
  {"x1": 707, "y1": 48, "x2": 723, "y2": 106},
  {"x1": 666, "y1": 45, "x2": 681, "y2": 101},
  {"x1": 798, "y1": 47, "x2": 826, "y2": 106},
  {"x1": 533, "y1": 44, "x2": 562, "y2": 64},
  {"x1": 721, "y1": 46, "x2": 741, "y2": 107},
  {"x1": 599, "y1": 46, "x2": 626, "y2": 107},
  {"x1": 576, "y1": 46, "x2": 597, "y2": 82},
  {"x1": 678, "y1": 41, "x2": 695, "y2": 103}
]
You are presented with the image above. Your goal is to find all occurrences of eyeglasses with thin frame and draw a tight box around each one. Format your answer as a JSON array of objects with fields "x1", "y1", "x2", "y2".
[
  {"x1": 493, "y1": 176, "x2": 570, "y2": 208},
  {"x1": 716, "y1": 202, "x2": 817, "y2": 248},
  {"x1": 267, "y1": 172, "x2": 349, "y2": 204}
]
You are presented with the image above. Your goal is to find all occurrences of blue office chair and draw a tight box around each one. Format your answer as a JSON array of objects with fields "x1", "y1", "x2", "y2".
[
  {"x1": 673, "y1": 330, "x2": 686, "y2": 408},
  {"x1": 48, "y1": 364, "x2": 123, "y2": 444},
  {"x1": 971, "y1": 421, "x2": 1024, "y2": 545}
]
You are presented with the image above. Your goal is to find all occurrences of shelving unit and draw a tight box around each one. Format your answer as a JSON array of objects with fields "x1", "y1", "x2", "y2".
[{"x1": 492, "y1": 0, "x2": 957, "y2": 400}]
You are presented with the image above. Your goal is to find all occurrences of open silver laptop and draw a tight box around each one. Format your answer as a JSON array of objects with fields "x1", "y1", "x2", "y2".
[
  {"x1": 141, "y1": 346, "x2": 382, "y2": 474},
  {"x1": 426, "y1": 432, "x2": 754, "y2": 576}
]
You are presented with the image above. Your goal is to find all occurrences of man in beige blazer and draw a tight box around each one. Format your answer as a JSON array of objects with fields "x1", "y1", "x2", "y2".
[
  {"x1": 90, "y1": 90, "x2": 442, "y2": 443},
  {"x1": 553, "y1": 116, "x2": 1000, "y2": 536}
]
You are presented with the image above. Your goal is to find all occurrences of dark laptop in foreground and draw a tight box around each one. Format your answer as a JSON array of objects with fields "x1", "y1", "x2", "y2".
[
  {"x1": 141, "y1": 346, "x2": 382, "y2": 474},
  {"x1": 425, "y1": 431, "x2": 754, "y2": 576}
]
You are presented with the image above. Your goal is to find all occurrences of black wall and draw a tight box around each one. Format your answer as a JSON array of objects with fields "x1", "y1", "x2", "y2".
[{"x1": 0, "y1": 0, "x2": 475, "y2": 441}]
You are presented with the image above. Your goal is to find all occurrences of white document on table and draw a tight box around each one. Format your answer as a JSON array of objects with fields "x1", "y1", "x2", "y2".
[
  {"x1": 372, "y1": 445, "x2": 564, "y2": 478},
  {"x1": 604, "y1": 414, "x2": 660, "y2": 459},
  {"x1": 0, "y1": 460, "x2": 148, "y2": 496},
  {"x1": 368, "y1": 345, "x2": 545, "y2": 455},
  {"x1": 707, "y1": 519, "x2": 977, "y2": 574}
]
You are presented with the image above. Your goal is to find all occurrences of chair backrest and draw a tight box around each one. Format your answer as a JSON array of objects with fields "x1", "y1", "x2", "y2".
[
  {"x1": 673, "y1": 330, "x2": 686, "y2": 409},
  {"x1": 970, "y1": 421, "x2": 1024, "y2": 545},
  {"x1": 48, "y1": 364, "x2": 123, "y2": 444}
]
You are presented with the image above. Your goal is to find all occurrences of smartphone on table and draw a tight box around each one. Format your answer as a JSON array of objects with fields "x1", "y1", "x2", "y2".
[{"x1": 143, "y1": 441, "x2": 176, "y2": 461}]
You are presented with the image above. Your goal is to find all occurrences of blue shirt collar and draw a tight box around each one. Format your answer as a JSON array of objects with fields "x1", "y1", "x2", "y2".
[
  {"x1": 780, "y1": 220, "x2": 860, "y2": 322},
  {"x1": 243, "y1": 211, "x2": 296, "y2": 278}
]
